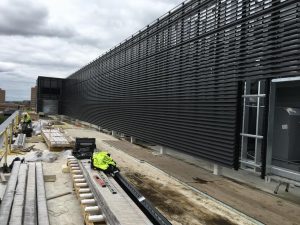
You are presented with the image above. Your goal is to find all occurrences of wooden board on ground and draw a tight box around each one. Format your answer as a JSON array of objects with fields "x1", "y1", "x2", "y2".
[{"x1": 41, "y1": 129, "x2": 74, "y2": 151}]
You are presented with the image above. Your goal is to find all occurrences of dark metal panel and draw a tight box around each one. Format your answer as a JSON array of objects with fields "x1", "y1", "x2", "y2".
[
  {"x1": 60, "y1": 0, "x2": 300, "y2": 167},
  {"x1": 37, "y1": 76, "x2": 64, "y2": 114}
]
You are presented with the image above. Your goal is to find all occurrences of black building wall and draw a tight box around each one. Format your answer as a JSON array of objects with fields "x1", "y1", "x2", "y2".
[
  {"x1": 37, "y1": 77, "x2": 64, "y2": 114},
  {"x1": 61, "y1": 0, "x2": 300, "y2": 167}
]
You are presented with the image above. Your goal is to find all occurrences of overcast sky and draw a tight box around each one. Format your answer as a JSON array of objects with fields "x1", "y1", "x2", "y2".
[{"x1": 0, "y1": 0, "x2": 183, "y2": 101}]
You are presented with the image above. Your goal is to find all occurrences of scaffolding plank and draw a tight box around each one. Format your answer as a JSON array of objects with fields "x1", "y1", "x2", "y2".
[
  {"x1": 0, "y1": 161, "x2": 21, "y2": 225},
  {"x1": 36, "y1": 162, "x2": 50, "y2": 225},
  {"x1": 24, "y1": 163, "x2": 37, "y2": 225},
  {"x1": 9, "y1": 164, "x2": 28, "y2": 225}
]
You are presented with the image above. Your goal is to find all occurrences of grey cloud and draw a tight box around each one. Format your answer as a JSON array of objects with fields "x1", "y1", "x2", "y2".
[
  {"x1": 0, "y1": 0, "x2": 75, "y2": 38},
  {"x1": 0, "y1": 0, "x2": 183, "y2": 101},
  {"x1": 0, "y1": 68, "x2": 9, "y2": 73},
  {"x1": 1, "y1": 58, "x2": 80, "y2": 70},
  {"x1": 0, "y1": 63, "x2": 14, "y2": 73}
]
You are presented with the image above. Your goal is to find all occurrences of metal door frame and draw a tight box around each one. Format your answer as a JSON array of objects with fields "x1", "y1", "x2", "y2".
[
  {"x1": 266, "y1": 76, "x2": 300, "y2": 182},
  {"x1": 240, "y1": 80, "x2": 265, "y2": 172}
]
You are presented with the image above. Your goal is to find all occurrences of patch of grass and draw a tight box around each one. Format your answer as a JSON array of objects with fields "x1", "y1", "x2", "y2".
[{"x1": 0, "y1": 115, "x2": 6, "y2": 124}]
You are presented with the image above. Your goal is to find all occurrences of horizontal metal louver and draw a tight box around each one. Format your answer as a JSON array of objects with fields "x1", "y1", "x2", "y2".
[{"x1": 61, "y1": 0, "x2": 300, "y2": 167}]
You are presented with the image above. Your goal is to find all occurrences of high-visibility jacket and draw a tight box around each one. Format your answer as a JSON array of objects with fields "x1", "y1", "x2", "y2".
[
  {"x1": 22, "y1": 112, "x2": 31, "y2": 123},
  {"x1": 92, "y1": 152, "x2": 116, "y2": 171}
]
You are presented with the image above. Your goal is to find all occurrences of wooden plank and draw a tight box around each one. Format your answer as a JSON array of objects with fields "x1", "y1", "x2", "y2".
[
  {"x1": 43, "y1": 175, "x2": 56, "y2": 182},
  {"x1": 36, "y1": 162, "x2": 50, "y2": 225},
  {"x1": 0, "y1": 161, "x2": 21, "y2": 225},
  {"x1": 9, "y1": 164, "x2": 28, "y2": 225},
  {"x1": 24, "y1": 163, "x2": 37, "y2": 225}
]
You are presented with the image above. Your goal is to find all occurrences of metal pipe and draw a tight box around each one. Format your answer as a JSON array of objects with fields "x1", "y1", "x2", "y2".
[
  {"x1": 79, "y1": 188, "x2": 91, "y2": 193},
  {"x1": 72, "y1": 170, "x2": 82, "y2": 174},
  {"x1": 81, "y1": 199, "x2": 96, "y2": 204},
  {"x1": 67, "y1": 159, "x2": 77, "y2": 162},
  {"x1": 85, "y1": 206, "x2": 100, "y2": 212},
  {"x1": 75, "y1": 183, "x2": 88, "y2": 187},
  {"x1": 71, "y1": 167, "x2": 80, "y2": 170},
  {"x1": 79, "y1": 193, "x2": 93, "y2": 198},
  {"x1": 88, "y1": 215, "x2": 105, "y2": 223},
  {"x1": 74, "y1": 178, "x2": 86, "y2": 182}
]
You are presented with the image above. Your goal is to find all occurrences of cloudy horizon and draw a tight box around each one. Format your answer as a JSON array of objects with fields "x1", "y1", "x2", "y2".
[{"x1": 0, "y1": 0, "x2": 183, "y2": 101}]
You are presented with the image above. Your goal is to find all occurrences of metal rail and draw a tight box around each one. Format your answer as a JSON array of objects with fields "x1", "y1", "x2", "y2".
[{"x1": 0, "y1": 111, "x2": 20, "y2": 168}]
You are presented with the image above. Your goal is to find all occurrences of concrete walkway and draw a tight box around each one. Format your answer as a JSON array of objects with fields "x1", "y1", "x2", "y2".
[{"x1": 65, "y1": 128, "x2": 300, "y2": 225}]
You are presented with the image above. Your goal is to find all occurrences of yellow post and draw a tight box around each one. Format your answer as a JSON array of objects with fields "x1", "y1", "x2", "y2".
[
  {"x1": 15, "y1": 114, "x2": 19, "y2": 130},
  {"x1": 9, "y1": 122, "x2": 13, "y2": 154},
  {"x1": 4, "y1": 128, "x2": 8, "y2": 167}
]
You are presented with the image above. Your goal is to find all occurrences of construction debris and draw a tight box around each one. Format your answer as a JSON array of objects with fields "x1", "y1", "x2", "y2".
[
  {"x1": 12, "y1": 133, "x2": 26, "y2": 150},
  {"x1": 46, "y1": 191, "x2": 72, "y2": 201},
  {"x1": 22, "y1": 144, "x2": 35, "y2": 152},
  {"x1": 0, "y1": 172, "x2": 10, "y2": 183},
  {"x1": 26, "y1": 135, "x2": 45, "y2": 143},
  {"x1": 25, "y1": 150, "x2": 58, "y2": 163}
]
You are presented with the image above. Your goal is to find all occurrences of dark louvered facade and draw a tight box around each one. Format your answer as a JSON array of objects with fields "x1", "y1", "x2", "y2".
[{"x1": 40, "y1": 0, "x2": 300, "y2": 169}]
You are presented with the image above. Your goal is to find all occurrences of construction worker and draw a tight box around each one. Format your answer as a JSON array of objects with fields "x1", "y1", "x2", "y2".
[
  {"x1": 21, "y1": 112, "x2": 32, "y2": 126},
  {"x1": 21, "y1": 112, "x2": 33, "y2": 136}
]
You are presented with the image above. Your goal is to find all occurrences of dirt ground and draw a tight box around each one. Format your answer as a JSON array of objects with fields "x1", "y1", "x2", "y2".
[
  {"x1": 65, "y1": 128, "x2": 259, "y2": 225},
  {"x1": 124, "y1": 171, "x2": 236, "y2": 225}
]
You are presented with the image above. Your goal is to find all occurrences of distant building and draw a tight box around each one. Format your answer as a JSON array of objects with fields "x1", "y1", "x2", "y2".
[
  {"x1": 0, "y1": 88, "x2": 5, "y2": 103},
  {"x1": 31, "y1": 86, "x2": 37, "y2": 111},
  {"x1": 0, "y1": 103, "x2": 19, "y2": 113}
]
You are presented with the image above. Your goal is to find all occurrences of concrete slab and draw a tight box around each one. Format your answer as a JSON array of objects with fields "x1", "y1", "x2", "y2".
[
  {"x1": 44, "y1": 158, "x2": 84, "y2": 225},
  {"x1": 65, "y1": 127, "x2": 300, "y2": 225}
]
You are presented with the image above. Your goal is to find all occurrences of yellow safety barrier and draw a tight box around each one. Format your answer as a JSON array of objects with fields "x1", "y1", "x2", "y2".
[{"x1": 0, "y1": 111, "x2": 20, "y2": 166}]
